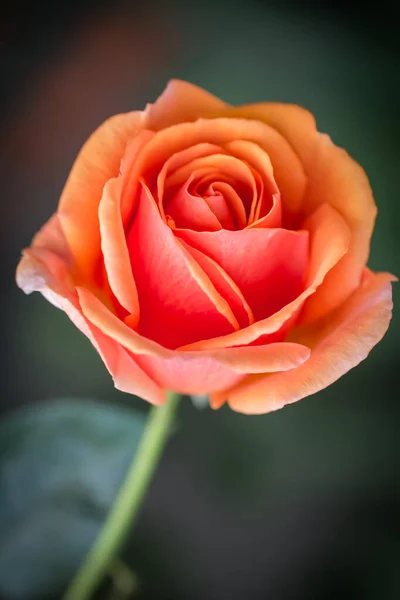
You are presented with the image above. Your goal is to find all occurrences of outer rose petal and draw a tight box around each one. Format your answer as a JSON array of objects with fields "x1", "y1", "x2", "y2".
[
  {"x1": 17, "y1": 213, "x2": 74, "y2": 298},
  {"x1": 136, "y1": 341, "x2": 309, "y2": 395},
  {"x1": 211, "y1": 271, "x2": 395, "y2": 414},
  {"x1": 16, "y1": 228, "x2": 165, "y2": 406},
  {"x1": 58, "y1": 111, "x2": 144, "y2": 279},
  {"x1": 77, "y1": 287, "x2": 311, "y2": 394},
  {"x1": 149, "y1": 80, "x2": 317, "y2": 168},
  {"x1": 144, "y1": 79, "x2": 227, "y2": 130},
  {"x1": 84, "y1": 320, "x2": 165, "y2": 405},
  {"x1": 299, "y1": 134, "x2": 377, "y2": 323},
  {"x1": 223, "y1": 101, "x2": 318, "y2": 173},
  {"x1": 17, "y1": 247, "x2": 90, "y2": 337},
  {"x1": 135, "y1": 354, "x2": 244, "y2": 395}
]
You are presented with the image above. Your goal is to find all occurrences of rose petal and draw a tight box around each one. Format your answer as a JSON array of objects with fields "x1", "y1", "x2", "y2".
[
  {"x1": 84, "y1": 320, "x2": 165, "y2": 405},
  {"x1": 77, "y1": 287, "x2": 311, "y2": 395},
  {"x1": 157, "y1": 142, "x2": 224, "y2": 222},
  {"x1": 17, "y1": 213, "x2": 74, "y2": 297},
  {"x1": 227, "y1": 104, "x2": 377, "y2": 322},
  {"x1": 58, "y1": 111, "x2": 144, "y2": 279},
  {"x1": 99, "y1": 177, "x2": 140, "y2": 324},
  {"x1": 226, "y1": 101, "x2": 318, "y2": 170},
  {"x1": 205, "y1": 181, "x2": 247, "y2": 229},
  {"x1": 17, "y1": 243, "x2": 165, "y2": 405},
  {"x1": 223, "y1": 139, "x2": 281, "y2": 227},
  {"x1": 299, "y1": 134, "x2": 378, "y2": 322},
  {"x1": 135, "y1": 354, "x2": 244, "y2": 395},
  {"x1": 176, "y1": 226, "x2": 309, "y2": 322},
  {"x1": 121, "y1": 118, "x2": 306, "y2": 230},
  {"x1": 247, "y1": 193, "x2": 281, "y2": 229},
  {"x1": 212, "y1": 271, "x2": 395, "y2": 414},
  {"x1": 165, "y1": 153, "x2": 257, "y2": 221},
  {"x1": 180, "y1": 203, "x2": 350, "y2": 351},
  {"x1": 158, "y1": 143, "x2": 224, "y2": 197},
  {"x1": 126, "y1": 183, "x2": 239, "y2": 348},
  {"x1": 201, "y1": 188, "x2": 237, "y2": 230},
  {"x1": 136, "y1": 341, "x2": 309, "y2": 394},
  {"x1": 144, "y1": 79, "x2": 227, "y2": 130},
  {"x1": 166, "y1": 176, "x2": 222, "y2": 231},
  {"x1": 178, "y1": 239, "x2": 255, "y2": 328}
]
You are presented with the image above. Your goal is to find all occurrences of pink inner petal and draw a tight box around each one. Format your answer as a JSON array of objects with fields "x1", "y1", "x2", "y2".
[
  {"x1": 176, "y1": 227, "x2": 309, "y2": 322},
  {"x1": 166, "y1": 176, "x2": 222, "y2": 232},
  {"x1": 179, "y1": 239, "x2": 255, "y2": 329},
  {"x1": 202, "y1": 188, "x2": 237, "y2": 230},
  {"x1": 126, "y1": 182, "x2": 238, "y2": 349}
]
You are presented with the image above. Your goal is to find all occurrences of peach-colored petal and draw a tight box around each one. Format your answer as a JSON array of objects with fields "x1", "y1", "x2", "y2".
[
  {"x1": 177, "y1": 241, "x2": 240, "y2": 332},
  {"x1": 224, "y1": 104, "x2": 377, "y2": 322},
  {"x1": 58, "y1": 111, "x2": 144, "y2": 280},
  {"x1": 126, "y1": 184, "x2": 238, "y2": 348},
  {"x1": 17, "y1": 249, "x2": 110, "y2": 371},
  {"x1": 223, "y1": 139, "x2": 275, "y2": 188},
  {"x1": 166, "y1": 176, "x2": 222, "y2": 231},
  {"x1": 233, "y1": 99, "x2": 376, "y2": 310},
  {"x1": 299, "y1": 134, "x2": 377, "y2": 323},
  {"x1": 157, "y1": 142, "x2": 224, "y2": 222},
  {"x1": 17, "y1": 247, "x2": 87, "y2": 331},
  {"x1": 247, "y1": 193, "x2": 281, "y2": 230},
  {"x1": 225, "y1": 101, "x2": 318, "y2": 169},
  {"x1": 135, "y1": 354, "x2": 244, "y2": 395},
  {"x1": 201, "y1": 188, "x2": 237, "y2": 230},
  {"x1": 197, "y1": 342, "x2": 310, "y2": 374},
  {"x1": 302, "y1": 203, "x2": 352, "y2": 288},
  {"x1": 121, "y1": 118, "x2": 306, "y2": 229},
  {"x1": 144, "y1": 79, "x2": 227, "y2": 130},
  {"x1": 206, "y1": 181, "x2": 247, "y2": 229},
  {"x1": 176, "y1": 226, "x2": 309, "y2": 322},
  {"x1": 16, "y1": 215, "x2": 162, "y2": 405},
  {"x1": 24, "y1": 213, "x2": 73, "y2": 258},
  {"x1": 222, "y1": 139, "x2": 281, "y2": 228},
  {"x1": 136, "y1": 341, "x2": 309, "y2": 395},
  {"x1": 213, "y1": 271, "x2": 395, "y2": 414},
  {"x1": 77, "y1": 286, "x2": 311, "y2": 394},
  {"x1": 98, "y1": 177, "x2": 140, "y2": 325},
  {"x1": 180, "y1": 203, "x2": 350, "y2": 351},
  {"x1": 84, "y1": 320, "x2": 165, "y2": 405},
  {"x1": 165, "y1": 153, "x2": 257, "y2": 220},
  {"x1": 17, "y1": 249, "x2": 164, "y2": 405},
  {"x1": 179, "y1": 239, "x2": 255, "y2": 328},
  {"x1": 158, "y1": 143, "x2": 224, "y2": 191},
  {"x1": 79, "y1": 284, "x2": 308, "y2": 370},
  {"x1": 17, "y1": 214, "x2": 74, "y2": 298}
]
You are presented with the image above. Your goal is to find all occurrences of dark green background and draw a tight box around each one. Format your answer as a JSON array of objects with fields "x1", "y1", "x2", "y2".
[{"x1": 1, "y1": 1, "x2": 399, "y2": 599}]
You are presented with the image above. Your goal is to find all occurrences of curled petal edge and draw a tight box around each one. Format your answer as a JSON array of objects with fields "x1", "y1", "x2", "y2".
[{"x1": 211, "y1": 270, "x2": 396, "y2": 414}]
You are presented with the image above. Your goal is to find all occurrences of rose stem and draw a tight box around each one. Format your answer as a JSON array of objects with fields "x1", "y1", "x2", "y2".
[{"x1": 63, "y1": 390, "x2": 181, "y2": 600}]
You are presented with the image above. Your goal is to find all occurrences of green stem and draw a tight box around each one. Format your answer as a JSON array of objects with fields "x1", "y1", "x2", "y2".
[{"x1": 63, "y1": 391, "x2": 181, "y2": 600}]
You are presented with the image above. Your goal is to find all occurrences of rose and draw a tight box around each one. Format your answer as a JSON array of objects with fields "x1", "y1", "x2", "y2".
[{"x1": 16, "y1": 80, "x2": 395, "y2": 414}]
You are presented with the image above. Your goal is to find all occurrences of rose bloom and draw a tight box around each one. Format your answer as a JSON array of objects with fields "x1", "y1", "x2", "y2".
[{"x1": 16, "y1": 80, "x2": 395, "y2": 414}]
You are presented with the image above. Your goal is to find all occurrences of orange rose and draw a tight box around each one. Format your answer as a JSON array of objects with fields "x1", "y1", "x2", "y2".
[{"x1": 16, "y1": 80, "x2": 395, "y2": 414}]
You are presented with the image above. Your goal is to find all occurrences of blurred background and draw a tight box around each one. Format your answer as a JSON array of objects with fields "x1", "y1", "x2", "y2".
[{"x1": 1, "y1": 0, "x2": 399, "y2": 599}]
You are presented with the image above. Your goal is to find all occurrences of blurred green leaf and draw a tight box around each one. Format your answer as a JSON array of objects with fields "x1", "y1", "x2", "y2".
[{"x1": 0, "y1": 398, "x2": 146, "y2": 600}]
